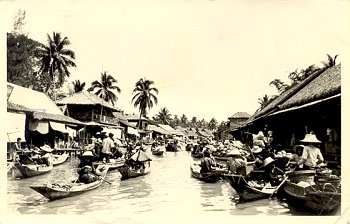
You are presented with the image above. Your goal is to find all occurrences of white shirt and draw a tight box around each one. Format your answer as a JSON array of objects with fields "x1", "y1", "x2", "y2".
[
  {"x1": 101, "y1": 137, "x2": 115, "y2": 154},
  {"x1": 301, "y1": 145, "x2": 324, "y2": 167}
]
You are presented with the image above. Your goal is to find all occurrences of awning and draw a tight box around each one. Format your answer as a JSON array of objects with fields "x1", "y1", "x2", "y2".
[
  {"x1": 6, "y1": 112, "x2": 26, "y2": 142},
  {"x1": 270, "y1": 94, "x2": 341, "y2": 116},
  {"x1": 50, "y1": 121, "x2": 68, "y2": 133},
  {"x1": 127, "y1": 127, "x2": 140, "y2": 136},
  {"x1": 29, "y1": 120, "x2": 49, "y2": 134}
]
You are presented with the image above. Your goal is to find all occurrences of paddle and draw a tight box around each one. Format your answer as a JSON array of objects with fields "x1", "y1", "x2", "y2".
[{"x1": 269, "y1": 166, "x2": 297, "y2": 199}]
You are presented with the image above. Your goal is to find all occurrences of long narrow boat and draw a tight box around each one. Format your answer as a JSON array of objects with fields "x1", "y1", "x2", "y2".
[
  {"x1": 52, "y1": 153, "x2": 69, "y2": 166},
  {"x1": 223, "y1": 173, "x2": 278, "y2": 201},
  {"x1": 190, "y1": 163, "x2": 226, "y2": 183},
  {"x1": 93, "y1": 158, "x2": 125, "y2": 171},
  {"x1": 117, "y1": 161, "x2": 151, "y2": 180},
  {"x1": 29, "y1": 165, "x2": 109, "y2": 201},
  {"x1": 283, "y1": 170, "x2": 341, "y2": 214},
  {"x1": 15, "y1": 162, "x2": 53, "y2": 178}
]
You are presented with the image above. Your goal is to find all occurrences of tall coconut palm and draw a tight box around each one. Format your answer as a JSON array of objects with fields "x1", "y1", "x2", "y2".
[
  {"x1": 71, "y1": 80, "x2": 85, "y2": 93},
  {"x1": 88, "y1": 71, "x2": 121, "y2": 106},
  {"x1": 269, "y1": 79, "x2": 289, "y2": 93},
  {"x1": 132, "y1": 78, "x2": 159, "y2": 129},
  {"x1": 35, "y1": 32, "x2": 76, "y2": 92},
  {"x1": 322, "y1": 54, "x2": 338, "y2": 69},
  {"x1": 155, "y1": 107, "x2": 172, "y2": 125}
]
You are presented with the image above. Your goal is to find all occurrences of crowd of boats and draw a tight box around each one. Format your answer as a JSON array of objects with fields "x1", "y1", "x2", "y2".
[{"x1": 7, "y1": 131, "x2": 341, "y2": 215}]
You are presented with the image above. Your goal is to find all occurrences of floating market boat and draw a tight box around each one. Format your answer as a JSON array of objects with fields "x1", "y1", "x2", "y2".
[
  {"x1": 118, "y1": 149, "x2": 151, "y2": 180},
  {"x1": 190, "y1": 163, "x2": 226, "y2": 183},
  {"x1": 223, "y1": 172, "x2": 278, "y2": 201},
  {"x1": 93, "y1": 158, "x2": 125, "y2": 171},
  {"x1": 283, "y1": 170, "x2": 341, "y2": 214},
  {"x1": 29, "y1": 165, "x2": 109, "y2": 201},
  {"x1": 15, "y1": 162, "x2": 53, "y2": 178},
  {"x1": 52, "y1": 153, "x2": 70, "y2": 166}
]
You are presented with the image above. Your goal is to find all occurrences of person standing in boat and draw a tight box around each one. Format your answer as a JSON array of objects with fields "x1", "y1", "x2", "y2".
[
  {"x1": 101, "y1": 133, "x2": 115, "y2": 163},
  {"x1": 297, "y1": 132, "x2": 324, "y2": 170},
  {"x1": 10, "y1": 137, "x2": 22, "y2": 161}
]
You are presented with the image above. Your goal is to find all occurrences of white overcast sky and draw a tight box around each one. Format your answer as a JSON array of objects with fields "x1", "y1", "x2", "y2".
[{"x1": 2, "y1": 0, "x2": 350, "y2": 122}]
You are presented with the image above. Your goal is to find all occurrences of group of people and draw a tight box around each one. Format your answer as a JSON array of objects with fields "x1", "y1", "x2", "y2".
[
  {"x1": 90, "y1": 132, "x2": 123, "y2": 163},
  {"x1": 198, "y1": 131, "x2": 325, "y2": 186}
]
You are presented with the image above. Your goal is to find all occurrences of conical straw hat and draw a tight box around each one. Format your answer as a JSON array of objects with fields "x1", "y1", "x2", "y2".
[{"x1": 300, "y1": 133, "x2": 321, "y2": 143}]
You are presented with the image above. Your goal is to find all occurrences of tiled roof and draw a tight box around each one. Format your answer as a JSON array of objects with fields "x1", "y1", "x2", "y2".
[
  {"x1": 229, "y1": 112, "x2": 250, "y2": 119},
  {"x1": 33, "y1": 112, "x2": 84, "y2": 125},
  {"x1": 7, "y1": 101, "x2": 32, "y2": 113}
]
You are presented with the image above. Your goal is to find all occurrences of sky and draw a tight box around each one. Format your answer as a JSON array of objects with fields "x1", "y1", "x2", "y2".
[{"x1": 2, "y1": 0, "x2": 350, "y2": 122}]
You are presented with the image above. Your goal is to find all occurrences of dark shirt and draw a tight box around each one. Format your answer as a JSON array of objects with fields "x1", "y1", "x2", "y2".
[{"x1": 200, "y1": 157, "x2": 215, "y2": 174}]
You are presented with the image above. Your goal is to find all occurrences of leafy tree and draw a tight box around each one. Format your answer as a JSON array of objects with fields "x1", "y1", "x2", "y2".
[
  {"x1": 155, "y1": 107, "x2": 172, "y2": 125},
  {"x1": 88, "y1": 71, "x2": 121, "y2": 105},
  {"x1": 7, "y1": 33, "x2": 51, "y2": 92},
  {"x1": 35, "y1": 32, "x2": 76, "y2": 94},
  {"x1": 132, "y1": 78, "x2": 159, "y2": 129},
  {"x1": 322, "y1": 54, "x2": 338, "y2": 69}
]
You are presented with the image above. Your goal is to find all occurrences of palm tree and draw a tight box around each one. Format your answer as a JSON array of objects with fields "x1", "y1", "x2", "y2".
[
  {"x1": 35, "y1": 32, "x2": 76, "y2": 93},
  {"x1": 258, "y1": 94, "x2": 270, "y2": 109},
  {"x1": 322, "y1": 54, "x2": 338, "y2": 69},
  {"x1": 88, "y1": 71, "x2": 121, "y2": 106},
  {"x1": 171, "y1": 115, "x2": 180, "y2": 127},
  {"x1": 155, "y1": 107, "x2": 172, "y2": 125},
  {"x1": 269, "y1": 79, "x2": 289, "y2": 93},
  {"x1": 71, "y1": 80, "x2": 85, "y2": 93},
  {"x1": 180, "y1": 114, "x2": 188, "y2": 127},
  {"x1": 132, "y1": 78, "x2": 159, "y2": 129}
]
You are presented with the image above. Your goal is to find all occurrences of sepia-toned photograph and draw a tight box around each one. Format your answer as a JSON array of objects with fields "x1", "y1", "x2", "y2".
[{"x1": 2, "y1": 1, "x2": 350, "y2": 223}]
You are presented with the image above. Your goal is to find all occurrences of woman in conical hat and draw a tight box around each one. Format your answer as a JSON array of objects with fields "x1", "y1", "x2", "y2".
[{"x1": 297, "y1": 132, "x2": 324, "y2": 169}]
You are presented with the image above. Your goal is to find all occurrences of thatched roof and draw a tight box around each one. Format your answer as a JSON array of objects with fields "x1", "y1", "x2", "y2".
[
  {"x1": 229, "y1": 112, "x2": 250, "y2": 119},
  {"x1": 147, "y1": 124, "x2": 168, "y2": 135},
  {"x1": 56, "y1": 91, "x2": 120, "y2": 111},
  {"x1": 279, "y1": 64, "x2": 340, "y2": 109},
  {"x1": 33, "y1": 112, "x2": 84, "y2": 126},
  {"x1": 244, "y1": 67, "x2": 327, "y2": 125},
  {"x1": 7, "y1": 101, "x2": 32, "y2": 113},
  {"x1": 186, "y1": 129, "x2": 198, "y2": 137},
  {"x1": 126, "y1": 114, "x2": 149, "y2": 121},
  {"x1": 197, "y1": 130, "x2": 210, "y2": 137}
]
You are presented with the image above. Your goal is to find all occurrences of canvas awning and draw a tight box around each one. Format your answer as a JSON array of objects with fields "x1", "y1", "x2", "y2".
[
  {"x1": 127, "y1": 127, "x2": 140, "y2": 136},
  {"x1": 49, "y1": 121, "x2": 68, "y2": 133},
  {"x1": 6, "y1": 112, "x2": 26, "y2": 142}
]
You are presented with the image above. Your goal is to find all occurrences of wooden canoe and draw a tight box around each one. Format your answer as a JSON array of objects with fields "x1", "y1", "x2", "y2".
[
  {"x1": 52, "y1": 153, "x2": 69, "y2": 166},
  {"x1": 117, "y1": 161, "x2": 151, "y2": 180},
  {"x1": 93, "y1": 158, "x2": 125, "y2": 171},
  {"x1": 15, "y1": 162, "x2": 53, "y2": 178},
  {"x1": 29, "y1": 165, "x2": 109, "y2": 201},
  {"x1": 223, "y1": 174, "x2": 278, "y2": 201},
  {"x1": 190, "y1": 163, "x2": 226, "y2": 183},
  {"x1": 283, "y1": 172, "x2": 341, "y2": 214}
]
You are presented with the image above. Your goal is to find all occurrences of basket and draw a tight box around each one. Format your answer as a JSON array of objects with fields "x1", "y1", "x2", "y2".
[{"x1": 289, "y1": 170, "x2": 316, "y2": 184}]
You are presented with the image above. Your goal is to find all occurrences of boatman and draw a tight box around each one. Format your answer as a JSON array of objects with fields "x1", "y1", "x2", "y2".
[
  {"x1": 200, "y1": 148, "x2": 217, "y2": 176},
  {"x1": 101, "y1": 133, "x2": 115, "y2": 163}
]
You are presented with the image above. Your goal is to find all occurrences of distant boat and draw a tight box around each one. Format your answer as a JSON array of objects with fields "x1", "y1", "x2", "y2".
[
  {"x1": 93, "y1": 158, "x2": 125, "y2": 171},
  {"x1": 52, "y1": 153, "x2": 69, "y2": 166},
  {"x1": 151, "y1": 145, "x2": 164, "y2": 156},
  {"x1": 29, "y1": 165, "x2": 109, "y2": 201}
]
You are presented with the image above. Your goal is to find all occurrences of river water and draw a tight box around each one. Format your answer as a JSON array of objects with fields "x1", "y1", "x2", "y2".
[{"x1": 6, "y1": 145, "x2": 340, "y2": 223}]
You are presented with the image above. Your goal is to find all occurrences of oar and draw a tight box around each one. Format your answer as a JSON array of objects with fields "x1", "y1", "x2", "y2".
[{"x1": 269, "y1": 166, "x2": 296, "y2": 199}]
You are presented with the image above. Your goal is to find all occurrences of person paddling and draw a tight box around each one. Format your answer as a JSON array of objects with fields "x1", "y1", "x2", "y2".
[{"x1": 77, "y1": 151, "x2": 102, "y2": 184}]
